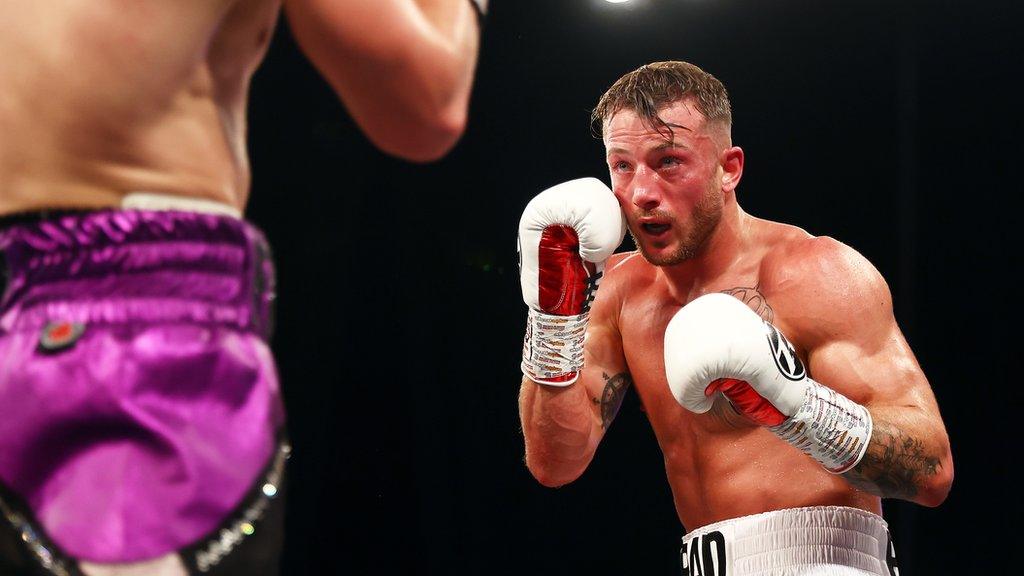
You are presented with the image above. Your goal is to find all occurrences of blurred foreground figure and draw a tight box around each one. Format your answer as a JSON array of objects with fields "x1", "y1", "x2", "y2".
[{"x1": 0, "y1": 1, "x2": 486, "y2": 574}]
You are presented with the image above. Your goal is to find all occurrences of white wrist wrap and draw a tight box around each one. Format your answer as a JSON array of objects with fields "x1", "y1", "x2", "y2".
[
  {"x1": 520, "y1": 308, "x2": 589, "y2": 386},
  {"x1": 770, "y1": 379, "x2": 873, "y2": 474}
]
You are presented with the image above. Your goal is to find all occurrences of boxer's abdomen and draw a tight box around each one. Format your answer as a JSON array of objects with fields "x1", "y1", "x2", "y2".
[
  {"x1": 619, "y1": 295, "x2": 880, "y2": 533},
  {"x1": 0, "y1": 0, "x2": 281, "y2": 215},
  {"x1": 660, "y1": 414, "x2": 880, "y2": 531}
]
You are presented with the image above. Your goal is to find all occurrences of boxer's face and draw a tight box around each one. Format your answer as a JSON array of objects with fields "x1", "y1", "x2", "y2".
[{"x1": 604, "y1": 99, "x2": 727, "y2": 266}]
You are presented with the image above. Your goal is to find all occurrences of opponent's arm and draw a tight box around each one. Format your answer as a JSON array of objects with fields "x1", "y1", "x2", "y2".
[
  {"x1": 515, "y1": 178, "x2": 628, "y2": 487},
  {"x1": 664, "y1": 239, "x2": 953, "y2": 506},
  {"x1": 282, "y1": 0, "x2": 482, "y2": 162}
]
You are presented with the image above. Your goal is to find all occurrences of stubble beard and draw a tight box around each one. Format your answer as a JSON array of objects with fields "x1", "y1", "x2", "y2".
[{"x1": 631, "y1": 188, "x2": 723, "y2": 267}]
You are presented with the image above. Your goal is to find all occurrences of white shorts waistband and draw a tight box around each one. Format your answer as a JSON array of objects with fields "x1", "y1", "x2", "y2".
[
  {"x1": 681, "y1": 506, "x2": 895, "y2": 576},
  {"x1": 121, "y1": 192, "x2": 242, "y2": 218}
]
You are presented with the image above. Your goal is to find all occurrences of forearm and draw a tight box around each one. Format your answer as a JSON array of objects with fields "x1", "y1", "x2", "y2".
[
  {"x1": 283, "y1": 0, "x2": 480, "y2": 161},
  {"x1": 414, "y1": 0, "x2": 484, "y2": 37},
  {"x1": 519, "y1": 377, "x2": 601, "y2": 487},
  {"x1": 405, "y1": 0, "x2": 480, "y2": 108},
  {"x1": 842, "y1": 405, "x2": 953, "y2": 506}
]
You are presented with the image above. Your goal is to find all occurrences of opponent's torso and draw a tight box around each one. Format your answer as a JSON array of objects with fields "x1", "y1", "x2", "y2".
[
  {"x1": 604, "y1": 223, "x2": 880, "y2": 532},
  {"x1": 0, "y1": 0, "x2": 281, "y2": 215}
]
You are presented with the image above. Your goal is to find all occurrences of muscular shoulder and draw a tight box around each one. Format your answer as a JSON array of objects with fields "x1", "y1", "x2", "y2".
[{"x1": 761, "y1": 235, "x2": 894, "y2": 347}]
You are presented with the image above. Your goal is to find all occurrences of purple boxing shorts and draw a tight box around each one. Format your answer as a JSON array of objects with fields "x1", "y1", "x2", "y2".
[{"x1": 0, "y1": 209, "x2": 287, "y2": 571}]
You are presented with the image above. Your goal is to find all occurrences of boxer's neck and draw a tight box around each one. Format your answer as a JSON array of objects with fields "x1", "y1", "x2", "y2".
[{"x1": 657, "y1": 200, "x2": 750, "y2": 303}]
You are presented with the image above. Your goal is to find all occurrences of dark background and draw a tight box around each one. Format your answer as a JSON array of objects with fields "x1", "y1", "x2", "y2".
[{"x1": 245, "y1": 1, "x2": 1020, "y2": 574}]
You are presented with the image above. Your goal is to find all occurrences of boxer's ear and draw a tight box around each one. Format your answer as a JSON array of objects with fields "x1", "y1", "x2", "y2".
[{"x1": 720, "y1": 146, "x2": 744, "y2": 193}]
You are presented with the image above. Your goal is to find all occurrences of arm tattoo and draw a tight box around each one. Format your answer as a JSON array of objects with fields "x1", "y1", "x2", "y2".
[
  {"x1": 843, "y1": 420, "x2": 941, "y2": 499},
  {"x1": 593, "y1": 372, "x2": 632, "y2": 429}
]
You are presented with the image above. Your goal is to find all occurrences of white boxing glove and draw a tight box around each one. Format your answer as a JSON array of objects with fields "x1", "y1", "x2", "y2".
[
  {"x1": 518, "y1": 177, "x2": 625, "y2": 385},
  {"x1": 663, "y1": 293, "x2": 872, "y2": 474}
]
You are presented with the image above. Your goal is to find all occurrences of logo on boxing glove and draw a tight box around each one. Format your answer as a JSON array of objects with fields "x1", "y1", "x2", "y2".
[{"x1": 764, "y1": 322, "x2": 805, "y2": 381}]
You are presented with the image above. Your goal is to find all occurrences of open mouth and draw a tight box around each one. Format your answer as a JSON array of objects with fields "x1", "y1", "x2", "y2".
[{"x1": 640, "y1": 223, "x2": 670, "y2": 236}]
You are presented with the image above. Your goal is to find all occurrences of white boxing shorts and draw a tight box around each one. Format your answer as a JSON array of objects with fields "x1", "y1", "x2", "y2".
[{"x1": 680, "y1": 506, "x2": 898, "y2": 576}]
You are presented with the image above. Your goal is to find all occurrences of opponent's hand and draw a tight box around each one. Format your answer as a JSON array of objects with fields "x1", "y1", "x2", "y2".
[
  {"x1": 518, "y1": 177, "x2": 625, "y2": 385},
  {"x1": 663, "y1": 293, "x2": 872, "y2": 473}
]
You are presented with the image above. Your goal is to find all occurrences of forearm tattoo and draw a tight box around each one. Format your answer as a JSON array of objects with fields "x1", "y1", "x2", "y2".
[
  {"x1": 593, "y1": 372, "x2": 632, "y2": 429},
  {"x1": 843, "y1": 420, "x2": 942, "y2": 499}
]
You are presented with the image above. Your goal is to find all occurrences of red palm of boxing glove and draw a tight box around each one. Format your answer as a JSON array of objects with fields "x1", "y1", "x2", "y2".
[
  {"x1": 518, "y1": 178, "x2": 625, "y2": 385},
  {"x1": 535, "y1": 226, "x2": 598, "y2": 315}
]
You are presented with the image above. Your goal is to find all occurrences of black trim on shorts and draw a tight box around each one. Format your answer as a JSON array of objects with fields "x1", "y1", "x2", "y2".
[
  {"x1": 179, "y1": 433, "x2": 291, "y2": 575},
  {"x1": 886, "y1": 529, "x2": 900, "y2": 576},
  {"x1": 0, "y1": 432, "x2": 290, "y2": 576},
  {"x1": 0, "y1": 482, "x2": 85, "y2": 576}
]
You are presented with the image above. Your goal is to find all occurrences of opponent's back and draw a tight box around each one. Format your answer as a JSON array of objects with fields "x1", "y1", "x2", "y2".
[{"x1": 0, "y1": 0, "x2": 281, "y2": 214}]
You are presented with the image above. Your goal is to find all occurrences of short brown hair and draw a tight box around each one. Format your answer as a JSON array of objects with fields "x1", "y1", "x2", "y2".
[{"x1": 591, "y1": 60, "x2": 732, "y2": 139}]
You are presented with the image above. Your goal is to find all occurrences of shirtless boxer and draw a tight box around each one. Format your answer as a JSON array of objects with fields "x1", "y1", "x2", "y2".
[
  {"x1": 517, "y1": 61, "x2": 953, "y2": 575},
  {"x1": 0, "y1": 2, "x2": 484, "y2": 575}
]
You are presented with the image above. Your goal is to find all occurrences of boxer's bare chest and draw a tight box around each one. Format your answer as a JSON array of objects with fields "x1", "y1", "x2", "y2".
[
  {"x1": 615, "y1": 260, "x2": 792, "y2": 436},
  {"x1": 603, "y1": 235, "x2": 871, "y2": 525}
]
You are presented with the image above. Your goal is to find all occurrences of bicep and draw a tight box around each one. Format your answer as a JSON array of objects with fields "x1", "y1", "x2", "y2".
[
  {"x1": 783, "y1": 238, "x2": 936, "y2": 411},
  {"x1": 809, "y1": 321, "x2": 934, "y2": 412},
  {"x1": 796, "y1": 250, "x2": 950, "y2": 463}
]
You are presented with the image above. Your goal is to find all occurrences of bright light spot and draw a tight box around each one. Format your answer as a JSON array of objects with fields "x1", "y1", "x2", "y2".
[{"x1": 605, "y1": 0, "x2": 631, "y2": 3}]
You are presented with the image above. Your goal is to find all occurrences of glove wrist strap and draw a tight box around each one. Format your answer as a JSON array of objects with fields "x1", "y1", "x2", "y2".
[
  {"x1": 521, "y1": 308, "x2": 589, "y2": 386},
  {"x1": 770, "y1": 379, "x2": 873, "y2": 474}
]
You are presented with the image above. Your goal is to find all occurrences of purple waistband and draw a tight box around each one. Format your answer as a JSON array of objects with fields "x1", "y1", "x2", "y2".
[
  {"x1": 0, "y1": 209, "x2": 275, "y2": 336},
  {"x1": 0, "y1": 209, "x2": 284, "y2": 563}
]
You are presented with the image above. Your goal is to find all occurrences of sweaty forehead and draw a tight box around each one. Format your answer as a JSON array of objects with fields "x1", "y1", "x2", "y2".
[{"x1": 602, "y1": 101, "x2": 707, "y2": 149}]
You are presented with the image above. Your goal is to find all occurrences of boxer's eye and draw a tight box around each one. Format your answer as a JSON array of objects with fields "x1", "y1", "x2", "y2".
[
  {"x1": 660, "y1": 157, "x2": 681, "y2": 168},
  {"x1": 611, "y1": 160, "x2": 632, "y2": 173}
]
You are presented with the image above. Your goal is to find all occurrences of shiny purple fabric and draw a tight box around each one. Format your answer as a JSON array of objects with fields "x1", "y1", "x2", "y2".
[{"x1": 0, "y1": 210, "x2": 284, "y2": 563}]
